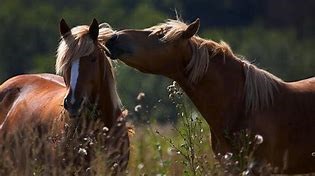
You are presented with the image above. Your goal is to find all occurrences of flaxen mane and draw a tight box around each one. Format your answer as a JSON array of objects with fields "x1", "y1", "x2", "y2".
[
  {"x1": 55, "y1": 24, "x2": 122, "y2": 111},
  {"x1": 56, "y1": 24, "x2": 114, "y2": 75},
  {"x1": 148, "y1": 19, "x2": 283, "y2": 113}
]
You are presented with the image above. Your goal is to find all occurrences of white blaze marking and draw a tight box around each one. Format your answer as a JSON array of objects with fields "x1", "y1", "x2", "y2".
[{"x1": 70, "y1": 59, "x2": 80, "y2": 104}]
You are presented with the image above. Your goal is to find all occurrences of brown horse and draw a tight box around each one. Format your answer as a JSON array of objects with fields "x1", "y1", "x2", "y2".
[
  {"x1": 0, "y1": 19, "x2": 129, "y2": 173},
  {"x1": 106, "y1": 19, "x2": 315, "y2": 174}
]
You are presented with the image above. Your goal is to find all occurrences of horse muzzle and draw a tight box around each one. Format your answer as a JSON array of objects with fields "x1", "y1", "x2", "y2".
[
  {"x1": 64, "y1": 98, "x2": 84, "y2": 118},
  {"x1": 105, "y1": 34, "x2": 132, "y2": 60}
]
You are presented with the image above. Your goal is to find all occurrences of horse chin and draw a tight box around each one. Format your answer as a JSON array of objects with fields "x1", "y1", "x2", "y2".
[
  {"x1": 67, "y1": 101, "x2": 85, "y2": 119},
  {"x1": 106, "y1": 46, "x2": 123, "y2": 60},
  {"x1": 68, "y1": 110, "x2": 82, "y2": 119},
  {"x1": 109, "y1": 52, "x2": 131, "y2": 61},
  {"x1": 107, "y1": 52, "x2": 120, "y2": 60},
  {"x1": 120, "y1": 59, "x2": 152, "y2": 73},
  {"x1": 106, "y1": 44, "x2": 133, "y2": 61}
]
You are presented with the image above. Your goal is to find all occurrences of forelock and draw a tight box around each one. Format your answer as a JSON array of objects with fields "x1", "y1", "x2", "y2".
[
  {"x1": 146, "y1": 19, "x2": 190, "y2": 42},
  {"x1": 55, "y1": 24, "x2": 115, "y2": 75}
]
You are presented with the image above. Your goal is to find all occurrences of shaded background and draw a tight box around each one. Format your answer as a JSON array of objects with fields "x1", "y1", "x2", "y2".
[{"x1": 0, "y1": 0, "x2": 314, "y2": 123}]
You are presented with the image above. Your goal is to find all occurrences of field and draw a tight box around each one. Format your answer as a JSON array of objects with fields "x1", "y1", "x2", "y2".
[
  {"x1": 126, "y1": 84, "x2": 267, "y2": 176},
  {"x1": 0, "y1": 84, "x2": 268, "y2": 176}
]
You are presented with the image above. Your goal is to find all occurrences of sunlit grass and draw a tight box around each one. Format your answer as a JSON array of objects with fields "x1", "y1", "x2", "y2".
[
  {"x1": 127, "y1": 81, "x2": 221, "y2": 176},
  {"x1": 0, "y1": 82, "x2": 268, "y2": 175},
  {"x1": 127, "y1": 118, "x2": 219, "y2": 176},
  {"x1": 0, "y1": 116, "x2": 130, "y2": 175}
]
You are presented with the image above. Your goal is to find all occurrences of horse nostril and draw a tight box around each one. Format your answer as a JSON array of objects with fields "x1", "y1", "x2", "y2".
[
  {"x1": 71, "y1": 98, "x2": 84, "y2": 110},
  {"x1": 64, "y1": 98, "x2": 69, "y2": 110},
  {"x1": 64, "y1": 97, "x2": 83, "y2": 118}
]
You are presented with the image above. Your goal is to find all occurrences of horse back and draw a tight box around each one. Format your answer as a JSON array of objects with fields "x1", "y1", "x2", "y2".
[
  {"x1": 288, "y1": 77, "x2": 315, "y2": 110},
  {"x1": 0, "y1": 74, "x2": 67, "y2": 134},
  {"x1": 292, "y1": 77, "x2": 315, "y2": 90},
  {"x1": 253, "y1": 78, "x2": 315, "y2": 173}
]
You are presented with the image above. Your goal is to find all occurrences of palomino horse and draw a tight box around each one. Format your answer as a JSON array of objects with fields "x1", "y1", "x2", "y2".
[
  {"x1": 106, "y1": 19, "x2": 315, "y2": 174},
  {"x1": 0, "y1": 19, "x2": 129, "y2": 174}
]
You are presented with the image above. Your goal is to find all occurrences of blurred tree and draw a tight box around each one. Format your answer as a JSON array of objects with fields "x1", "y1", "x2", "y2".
[
  {"x1": 264, "y1": 0, "x2": 315, "y2": 38},
  {"x1": 203, "y1": 26, "x2": 315, "y2": 81},
  {"x1": 0, "y1": 0, "x2": 314, "y2": 123}
]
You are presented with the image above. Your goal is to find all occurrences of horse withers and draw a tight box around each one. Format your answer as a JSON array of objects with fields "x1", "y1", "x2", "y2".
[
  {"x1": 105, "y1": 18, "x2": 315, "y2": 174},
  {"x1": 0, "y1": 19, "x2": 130, "y2": 175}
]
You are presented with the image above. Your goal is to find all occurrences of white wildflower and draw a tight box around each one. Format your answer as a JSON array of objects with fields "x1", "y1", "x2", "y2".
[
  {"x1": 78, "y1": 148, "x2": 87, "y2": 156},
  {"x1": 254, "y1": 135, "x2": 264, "y2": 144},
  {"x1": 134, "y1": 105, "x2": 142, "y2": 112}
]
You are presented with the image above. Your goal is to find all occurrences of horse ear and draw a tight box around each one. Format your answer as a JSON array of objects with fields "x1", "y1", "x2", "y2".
[
  {"x1": 89, "y1": 18, "x2": 99, "y2": 41},
  {"x1": 182, "y1": 18, "x2": 200, "y2": 39},
  {"x1": 59, "y1": 18, "x2": 71, "y2": 37}
]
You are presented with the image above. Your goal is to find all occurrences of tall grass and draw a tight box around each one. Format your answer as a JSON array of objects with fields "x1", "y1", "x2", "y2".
[
  {"x1": 127, "y1": 82, "x2": 269, "y2": 176},
  {"x1": 0, "y1": 82, "x2": 268, "y2": 175},
  {"x1": 127, "y1": 81, "x2": 219, "y2": 176},
  {"x1": 0, "y1": 111, "x2": 130, "y2": 176}
]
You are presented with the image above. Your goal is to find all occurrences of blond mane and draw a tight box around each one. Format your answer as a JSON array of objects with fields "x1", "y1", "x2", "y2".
[
  {"x1": 55, "y1": 24, "x2": 122, "y2": 112},
  {"x1": 56, "y1": 24, "x2": 114, "y2": 75},
  {"x1": 148, "y1": 19, "x2": 283, "y2": 113},
  {"x1": 147, "y1": 19, "x2": 230, "y2": 84}
]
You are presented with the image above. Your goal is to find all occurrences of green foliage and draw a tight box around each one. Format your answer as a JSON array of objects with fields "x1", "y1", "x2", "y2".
[
  {"x1": 127, "y1": 84, "x2": 218, "y2": 175},
  {"x1": 127, "y1": 3, "x2": 167, "y2": 28},
  {"x1": 31, "y1": 54, "x2": 55, "y2": 73},
  {"x1": 203, "y1": 26, "x2": 315, "y2": 81},
  {"x1": 115, "y1": 64, "x2": 177, "y2": 123},
  {"x1": 0, "y1": 1, "x2": 314, "y2": 123},
  {"x1": 165, "y1": 82, "x2": 215, "y2": 175}
]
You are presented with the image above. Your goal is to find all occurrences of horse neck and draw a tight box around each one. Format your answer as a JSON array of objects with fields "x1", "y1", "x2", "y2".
[
  {"x1": 97, "y1": 59, "x2": 122, "y2": 128},
  {"x1": 172, "y1": 50, "x2": 247, "y2": 153}
]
